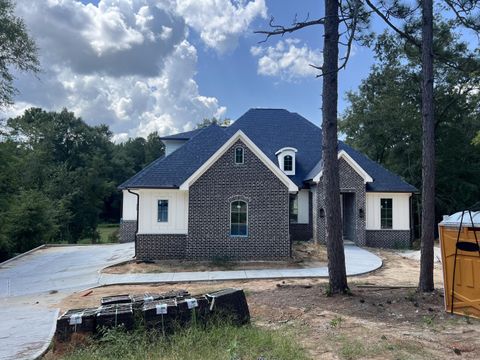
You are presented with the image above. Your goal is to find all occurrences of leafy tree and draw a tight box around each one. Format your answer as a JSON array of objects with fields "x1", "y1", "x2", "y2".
[
  {"x1": 4, "y1": 190, "x2": 58, "y2": 254},
  {"x1": 340, "y1": 29, "x2": 480, "y2": 233},
  {"x1": 0, "y1": 0, "x2": 39, "y2": 107},
  {"x1": 196, "y1": 117, "x2": 231, "y2": 129}
]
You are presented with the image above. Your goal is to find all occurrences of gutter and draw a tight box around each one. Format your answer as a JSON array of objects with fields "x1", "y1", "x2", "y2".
[{"x1": 127, "y1": 189, "x2": 140, "y2": 259}]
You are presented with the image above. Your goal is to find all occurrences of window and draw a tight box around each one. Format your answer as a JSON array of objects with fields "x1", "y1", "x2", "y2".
[
  {"x1": 289, "y1": 194, "x2": 298, "y2": 223},
  {"x1": 380, "y1": 198, "x2": 392, "y2": 229},
  {"x1": 157, "y1": 200, "x2": 169, "y2": 222},
  {"x1": 230, "y1": 201, "x2": 247, "y2": 236},
  {"x1": 235, "y1": 147, "x2": 244, "y2": 164},
  {"x1": 283, "y1": 155, "x2": 293, "y2": 171}
]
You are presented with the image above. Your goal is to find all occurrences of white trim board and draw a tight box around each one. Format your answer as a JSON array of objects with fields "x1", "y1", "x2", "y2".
[
  {"x1": 179, "y1": 130, "x2": 298, "y2": 192},
  {"x1": 312, "y1": 150, "x2": 373, "y2": 184}
]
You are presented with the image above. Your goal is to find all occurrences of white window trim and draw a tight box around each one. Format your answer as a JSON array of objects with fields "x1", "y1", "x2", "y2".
[
  {"x1": 230, "y1": 200, "x2": 248, "y2": 237},
  {"x1": 380, "y1": 198, "x2": 393, "y2": 230},
  {"x1": 276, "y1": 147, "x2": 297, "y2": 176},
  {"x1": 157, "y1": 199, "x2": 169, "y2": 223},
  {"x1": 234, "y1": 146, "x2": 244, "y2": 164}
]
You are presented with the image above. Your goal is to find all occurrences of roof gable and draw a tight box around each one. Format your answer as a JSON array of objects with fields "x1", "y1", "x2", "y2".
[
  {"x1": 180, "y1": 130, "x2": 298, "y2": 192},
  {"x1": 310, "y1": 150, "x2": 374, "y2": 184}
]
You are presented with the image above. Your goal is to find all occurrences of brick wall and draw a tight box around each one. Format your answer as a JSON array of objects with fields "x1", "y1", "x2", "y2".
[
  {"x1": 119, "y1": 220, "x2": 136, "y2": 243},
  {"x1": 366, "y1": 230, "x2": 411, "y2": 248},
  {"x1": 186, "y1": 140, "x2": 290, "y2": 260},
  {"x1": 312, "y1": 158, "x2": 366, "y2": 245},
  {"x1": 136, "y1": 234, "x2": 187, "y2": 260}
]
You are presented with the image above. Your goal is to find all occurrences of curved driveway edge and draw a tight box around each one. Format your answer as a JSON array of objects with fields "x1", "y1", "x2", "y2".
[
  {"x1": 0, "y1": 243, "x2": 134, "y2": 360},
  {"x1": 99, "y1": 244, "x2": 383, "y2": 285}
]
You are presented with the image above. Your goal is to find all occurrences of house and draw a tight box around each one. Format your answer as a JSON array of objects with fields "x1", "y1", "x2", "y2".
[{"x1": 119, "y1": 109, "x2": 417, "y2": 261}]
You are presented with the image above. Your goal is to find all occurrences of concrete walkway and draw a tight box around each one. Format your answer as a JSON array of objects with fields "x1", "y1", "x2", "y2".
[
  {"x1": 0, "y1": 242, "x2": 382, "y2": 360},
  {"x1": 100, "y1": 244, "x2": 382, "y2": 285}
]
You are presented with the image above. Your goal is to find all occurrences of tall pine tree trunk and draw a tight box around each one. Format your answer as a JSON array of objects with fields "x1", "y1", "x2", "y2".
[
  {"x1": 419, "y1": 0, "x2": 435, "y2": 292},
  {"x1": 322, "y1": 0, "x2": 348, "y2": 294}
]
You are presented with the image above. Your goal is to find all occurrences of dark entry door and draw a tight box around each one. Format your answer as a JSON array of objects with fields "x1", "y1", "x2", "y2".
[{"x1": 341, "y1": 193, "x2": 355, "y2": 241}]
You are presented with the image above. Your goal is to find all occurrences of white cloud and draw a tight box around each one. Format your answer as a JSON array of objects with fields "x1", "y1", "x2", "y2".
[
  {"x1": 250, "y1": 38, "x2": 323, "y2": 81},
  {"x1": 175, "y1": 0, "x2": 267, "y2": 53},
  {"x1": 8, "y1": 0, "x2": 254, "y2": 138}
]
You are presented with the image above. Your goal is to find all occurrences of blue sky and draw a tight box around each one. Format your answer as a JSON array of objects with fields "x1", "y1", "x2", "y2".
[{"x1": 6, "y1": 1, "x2": 414, "y2": 139}]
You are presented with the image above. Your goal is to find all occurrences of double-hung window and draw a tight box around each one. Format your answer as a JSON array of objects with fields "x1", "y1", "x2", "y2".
[
  {"x1": 157, "y1": 200, "x2": 169, "y2": 223},
  {"x1": 230, "y1": 201, "x2": 247, "y2": 236},
  {"x1": 380, "y1": 198, "x2": 392, "y2": 229}
]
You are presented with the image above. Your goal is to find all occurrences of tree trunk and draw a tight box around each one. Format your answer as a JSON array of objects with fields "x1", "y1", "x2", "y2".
[
  {"x1": 419, "y1": 0, "x2": 435, "y2": 292},
  {"x1": 322, "y1": 0, "x2": 348, "y2": 294}
]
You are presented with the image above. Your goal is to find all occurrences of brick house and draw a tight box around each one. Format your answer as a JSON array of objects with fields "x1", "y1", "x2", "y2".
[{"x1": 119, "y1": 109, "x2": 417, "y2": 261}]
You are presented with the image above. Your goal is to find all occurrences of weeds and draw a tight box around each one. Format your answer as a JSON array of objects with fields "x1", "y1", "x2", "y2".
[{"x1": 61, "y1": 322, "x2": 308, "y2": 360}]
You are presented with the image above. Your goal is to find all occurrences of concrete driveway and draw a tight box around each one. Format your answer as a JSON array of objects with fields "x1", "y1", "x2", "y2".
[
  {"x1": 0, "y1": 242, "x2": 382, "y2": 360},
  {"x1": 0, "y1": 243, "x2": 134, "y2": 360}
]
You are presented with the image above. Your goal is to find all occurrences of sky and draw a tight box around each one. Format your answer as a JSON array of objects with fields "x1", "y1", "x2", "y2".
[{"x1": 4, "y1": 0, "x2": 390, "y2": 141}]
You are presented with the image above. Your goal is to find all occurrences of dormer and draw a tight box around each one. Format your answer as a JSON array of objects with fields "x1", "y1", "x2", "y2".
[{"x1": 275, "y1": 147, "x2": 298, "y2": 175}]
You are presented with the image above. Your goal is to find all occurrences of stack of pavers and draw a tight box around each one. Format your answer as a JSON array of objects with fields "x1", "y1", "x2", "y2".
[{"x1": 55, "y1": 288, "x2": 249, "y2": 341}]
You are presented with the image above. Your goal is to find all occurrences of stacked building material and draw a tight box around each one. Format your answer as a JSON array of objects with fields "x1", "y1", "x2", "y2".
[
  {"x1": 205, "y1": 288, "x2": 250, "y2": 325},
  {"x1": 100, "y1": 294, "x2": 131, "y2": 306},
  {"x1": 55, "y1": 307, "x2": 98, "y2": 341},
  {"x1": 96, "y1": 303, "x2": 135, "y2": 331},
  {"x1": 56, "y1": 288, "x2": 250, "y2": 343}
]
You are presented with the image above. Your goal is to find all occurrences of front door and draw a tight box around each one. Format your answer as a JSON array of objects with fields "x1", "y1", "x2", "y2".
[{"x1": 341, "y1": 193, "x2": 355, "y2": 241}]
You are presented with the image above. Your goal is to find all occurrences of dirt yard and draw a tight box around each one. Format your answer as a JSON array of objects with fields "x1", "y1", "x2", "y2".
[
  {"x1": 54, "y1": 249, "x2": 480, "y2": 359},
  {"x1": 102, "y1": 241, "x2": 328, "y2": 274}
]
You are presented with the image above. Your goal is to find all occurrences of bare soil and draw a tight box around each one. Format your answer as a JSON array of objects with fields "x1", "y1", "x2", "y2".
[
  {"x1": 55, "y1": 249, "x2": 480, "y2": 359},
  {"x1": 102, "y1": 241, "x2": 328, "y2": 274}
]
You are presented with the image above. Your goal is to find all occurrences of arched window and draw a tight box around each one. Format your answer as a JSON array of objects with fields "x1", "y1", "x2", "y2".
[
  {"x1": 230, "y1": 200, "x2": 248, "y2": 236},
  {"x1": 283, "y1": 155, "x2": 293, "y2": 171},
  {"x1": 235, "y1": 147, "x2": 244, "y2": 164}
]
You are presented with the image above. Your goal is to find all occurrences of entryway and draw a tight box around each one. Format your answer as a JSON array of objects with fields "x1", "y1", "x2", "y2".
[{"x1": 341, "y1": 193, "x2": 355, "y2": 242}]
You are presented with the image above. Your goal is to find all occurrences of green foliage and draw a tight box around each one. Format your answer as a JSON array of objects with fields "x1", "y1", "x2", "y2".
[
  {"x1": 4, "y1": 190, "x2": 58, "y2": 253},
  {"x1": 61, "y1": 323, "x2": 308, "y2": 360},
  {"x1": 0, "y1": 108, "x2": 164, "y2": 260},
  {"x1": 196, "y1": 117, "x2": 231, "y2": 129},
  {"x1": 340, "y1": 25, "x2": 480, "y2": 223},
  {"x1": 0, "y1": 0, "x2": 39, "y2": 107}
]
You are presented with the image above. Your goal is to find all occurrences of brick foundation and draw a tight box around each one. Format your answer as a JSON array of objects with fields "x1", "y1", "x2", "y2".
[
  {"x1": 119, "y1": 220, "x2": 136, "y2": 243},
  {"x1": 366, "y1": 230, "x2": 411, "y2": 248},
  {"x1": 136, "y1": 234, "x2": 187, "y2": 260}
]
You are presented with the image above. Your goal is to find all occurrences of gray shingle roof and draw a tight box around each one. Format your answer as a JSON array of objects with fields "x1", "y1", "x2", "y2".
[
  {"x1": 158, "y1": 128, "x2": 204, "y2": 140},
  {"x1": 119, "y1": 108, "x2": 417, "y2": 193},
  {"x1": 119, "y1": 124, "x2": 228, "y2": 189}
]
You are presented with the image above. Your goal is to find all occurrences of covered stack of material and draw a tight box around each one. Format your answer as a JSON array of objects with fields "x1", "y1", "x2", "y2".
[
  {"x1": 206, "y1": 288, "x2": 250, "y2": 325},
  {"x1": 130, "y1": 293, "x2": 162, "y2": 309},
  {"x1": 96, "y1": 303, "x2": 135, "y2": 331},
  {"x1": 142, "y1": 298, "x2": 181, "y2": 335},
  {"x1": 55, "y1": 307, "x2": 98, "y2": 340},
  {"x1": 142, "y1": 295, "x2": 210, "y2": 334},
  {"x1": 100, "y1": 294, "x2": 131, "y2": 306}
]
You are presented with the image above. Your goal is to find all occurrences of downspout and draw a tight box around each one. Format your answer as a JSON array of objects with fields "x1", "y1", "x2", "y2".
[{"x1": 127, "y1": 189, "x2": 140, "y2": 259}]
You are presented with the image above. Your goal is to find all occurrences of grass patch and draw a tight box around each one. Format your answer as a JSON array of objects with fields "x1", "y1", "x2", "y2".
[
  {"x1": 78, "y1": 224, "x2": 119, "y2": 245},
  {"x1": 329, "y1": 333, "x2": 428, "y2": 360},
  {"x1": 59, "y1": 323, "x2": 308, "y2": 360}
]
